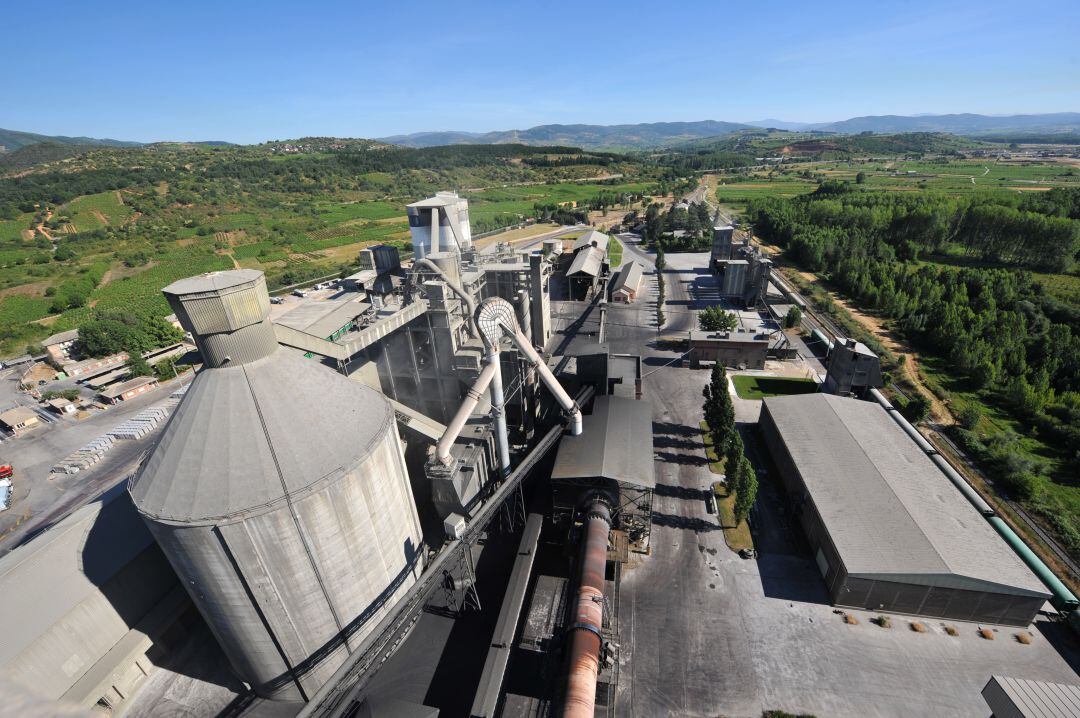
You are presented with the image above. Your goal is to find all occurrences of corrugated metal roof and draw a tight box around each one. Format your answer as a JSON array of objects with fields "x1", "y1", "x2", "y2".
[
  {"x1": 551, "y1": 395, "x2": 654, "y2": 490},
  {"x1": 763, "y1": 394, "x2": 1047, "y2": 596},
  {"x1": 610, "y1": 261, "x2": 643, "y2": 295},
  {"x1": 100, "y1": 375, "x2": 157, "y2": 399},
  {"x1": 984, "y1": 676, "x2": 1080, "y2": 718},
  {"x1": 571, "y1": 230, "x2": 610, "y2": 253},
  {"x1": 275, "y1": 296, "x2": 369, "y2": 339},
  {"x1": 567, "y1": 246, "x2": 604, "y2": 277},
  {"x1": 130, "y1": 349, "x2": 394, "y2": 524}
]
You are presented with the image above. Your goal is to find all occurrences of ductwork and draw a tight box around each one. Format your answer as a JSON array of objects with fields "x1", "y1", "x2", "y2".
[
  {"x1": 476, "y1": 297, "x2": 583, "y2": 436},
  {"x1": 564, "y1": 500, "x2": 611, "y2": 718},
  {"x1": 435, "y1": 360, "x2": 497, "y2": 466}
]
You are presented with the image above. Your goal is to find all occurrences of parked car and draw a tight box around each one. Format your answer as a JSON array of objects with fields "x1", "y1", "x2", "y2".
[{"x1": 270, "y1": 296, "x2": 284, "y2": 304}]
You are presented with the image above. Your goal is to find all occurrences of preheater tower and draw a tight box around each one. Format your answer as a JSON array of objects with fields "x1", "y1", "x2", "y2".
[{"x1": 129, "y1": 270, "x2": 423, "y2": 701}]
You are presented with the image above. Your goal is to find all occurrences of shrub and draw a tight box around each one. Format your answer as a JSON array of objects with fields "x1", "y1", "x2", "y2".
[
  {"x1": 1015, "y1": 633, "x2": 1031, "y2": 644},
  {"x1": 910, "y1": 622, "x2": 927, "y2": 633},
  {"x1": 874, "y1": 615, "x2": 891, "y2": 629},
  {"x1": 979, "y1": 628, "x2": 995, "y2": 640},
  {"x1": 956, "y1": 402, "x2": 983, "y2": 430},
  {"x1": 843, "y1": 613, "x2": 859, "y2": 625},
  {"x1": 944, "y1": 625, "x2": 959, "y2": 636}
]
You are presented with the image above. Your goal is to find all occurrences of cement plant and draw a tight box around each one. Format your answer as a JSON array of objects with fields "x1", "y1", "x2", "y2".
[{"x1": 1, "y1": 191, "x2": 1078, "y2": 718}]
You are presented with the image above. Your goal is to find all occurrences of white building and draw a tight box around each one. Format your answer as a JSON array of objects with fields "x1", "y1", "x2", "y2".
[{"x1": 406, "y1": 191, "x2": 473, "y2": 259}]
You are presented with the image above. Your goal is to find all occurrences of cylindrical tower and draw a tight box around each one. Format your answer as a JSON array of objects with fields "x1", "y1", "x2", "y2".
[{"x1": 130, "y1": 270, "x2": 423, "y2": 701}]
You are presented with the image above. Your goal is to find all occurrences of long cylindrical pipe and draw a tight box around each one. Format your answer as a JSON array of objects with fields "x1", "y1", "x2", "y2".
[
  {"x1": 436, "y1": 360, "x2": 497, "y2": 465},
  {"x1": 564, "y1": 502, "x2": 611, "y2": 718},
  {"x1": 508, "y1": 328, "x2": 583, "y2": 436},
  {"x1": 487, "y1": 351, "x2": 511, "y2": 476},
  {"x1": 988, "y1": 516, "x2": 1080, "y2": 612}
]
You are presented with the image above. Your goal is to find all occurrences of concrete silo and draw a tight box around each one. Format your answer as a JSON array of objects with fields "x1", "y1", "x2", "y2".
[{"x1": 129, "y1": 270, "x2": 423, "y2": 701}]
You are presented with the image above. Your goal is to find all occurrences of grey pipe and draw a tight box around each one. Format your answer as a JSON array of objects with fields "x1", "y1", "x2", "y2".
[
  {"x1": 509, "y1": 327, "x2": 583, "y2": 436},
  {"x1": 412, "y1": 258, "x2": 489, "y2": 352},
  {"x1": 487, "y1": 351, "x2": 512, "y2": 476}
]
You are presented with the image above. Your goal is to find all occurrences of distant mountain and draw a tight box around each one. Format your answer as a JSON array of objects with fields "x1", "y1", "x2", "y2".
[
  {"x1": 379, "y1": 120, "x2": 755, "y2": 150},
  {"x1": 809, "y1": 113, "x2": 1080, "y2": 136},
  {"x1": 741, "y1": 119, "x2": 818, "y2": 131},
  {"x1": 0, "y1": 128, "x2": 142, "y2": 153}
]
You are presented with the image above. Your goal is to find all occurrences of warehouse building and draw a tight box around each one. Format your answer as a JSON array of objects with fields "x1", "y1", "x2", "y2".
[
  {"x1": 99, "y1": 376, "x2": 159, "y2": 404},
  {"x1": 760, "y1": 393, "x2": 1049, "y2": 626},
  {"x1": 610, "y1": 261, "x2": 643, "y2": 303}
]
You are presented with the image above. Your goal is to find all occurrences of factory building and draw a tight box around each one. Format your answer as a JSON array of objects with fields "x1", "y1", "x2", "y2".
[
  {"x1": 712, "y1": 241, "x2": 772, "y2": 307},
  {"x1": 406, "y1": 191, "x2": 473, "y2": 258},
  {"x1": 0, "y1": 485, "x2": 187, "y2": 714},
  {"x1": 609, "y1": 261, "x2": 643, "y2": 303},
  {"x1": 564, "y1": 230, "x2": 610, "y2": 301},
  {"x1": 823, "y1": 338, "x2": 883, "y2": 396},
  {"x1": 687, "y1": 329, "x2": 770, "y2": 369},
  {"x1": 551, "y1": 395, "x2": 654, "y2": 556},
  {"x1": 710, "y1": 223, "x2": 736, "y2": 263},
  {"x1": 0, "y1": 406, "x2": 40, "y2": 434},
  {"x1": 98, "y1": 375, "x2": 159, "y2": 404},
  {"x1": 760, "y1": 394, "x2": 1050, "y2": 626},
  {"x1": 130, "y1": 270, "x2": 424, "y2": 701},
  {"x1": 41, "y1": 329, "x2": 79, "y2": 368}
]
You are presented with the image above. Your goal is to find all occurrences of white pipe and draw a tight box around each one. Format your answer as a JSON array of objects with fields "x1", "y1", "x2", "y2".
[
  {"x1": 509, "y1": 328, "x2": 583, "y2": 436},
  {"x1": 436, "y1": 360, "x2": 497, "y2": 465},
  {"x1": 430, "y1": 207, "x2": 440, "y2": 254},
  {"x1": 487, "y1": 351, "x2": 511, "y2": 476}
]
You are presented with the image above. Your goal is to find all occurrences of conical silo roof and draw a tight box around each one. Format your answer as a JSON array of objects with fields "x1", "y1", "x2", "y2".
[{"x1": 130, "y1": 347, "x2": 393, "y2": 525}]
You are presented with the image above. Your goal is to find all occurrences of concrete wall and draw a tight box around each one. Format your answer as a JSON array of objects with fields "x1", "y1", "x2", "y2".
[{"x1": 688, "y1": 340, "x2": 767, "y2": 369}]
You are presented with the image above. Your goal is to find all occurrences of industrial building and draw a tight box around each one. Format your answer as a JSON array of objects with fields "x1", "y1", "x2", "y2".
[
  {"x1": 760, "y1": 393, "x2": 1050, "y2": 626},
  {"x1": 823, "y1": 338, "x2": 883, "y2": 395},
  {"x1": 0, "y1": 484, "x2": 187, "y2": 714},
  {"x1": 41, "y1": 329, "x2": 79, "y2": 368},
  {"x1": 609, "y1": 261, "x2": 644, "y2": 303},
  {"x1": 709, "y1": 222, "x2": 772, "y2": 306},
  {"x1": 687, "y1": 328, "x2": 770, "y2": 369},
  {"x1": 564, "y1": 230, "x2": 610, "y2": 300},
  {"x1": 405, "y1": 191, "x2": 473, "y2": 258},
  {"x1": 0, "y1": 406, "x2": 40, "y2": 434},
  {"x1": 98, "y1": 375, "x2": 159, "y2": 404},
  {"x1": 982, "y1": 676, "x2": 1080, "y2": 717}
]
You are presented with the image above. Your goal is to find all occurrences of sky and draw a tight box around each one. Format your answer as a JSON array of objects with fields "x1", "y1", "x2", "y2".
[{"x1": 2, "y1": 0, "x2": 1078, "y2": 144}]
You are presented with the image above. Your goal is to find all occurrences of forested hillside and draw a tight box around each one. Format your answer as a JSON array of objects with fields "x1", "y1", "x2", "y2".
[{"x1": 748, "y1": 184, "x2": 1080, "y2": 553}]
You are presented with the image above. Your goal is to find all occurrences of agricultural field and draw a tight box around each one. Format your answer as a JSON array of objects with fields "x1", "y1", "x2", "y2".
[
  {"x1": 63, "y1": 191, "x2": 133, "y2": 231},
  {"x1": 0, "y1": 141, "x2": 661, "y2": 356}
]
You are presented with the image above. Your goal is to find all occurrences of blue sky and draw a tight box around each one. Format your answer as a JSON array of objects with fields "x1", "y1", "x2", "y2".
[{"x1": 2, "y1": 0, "x2": 1077, "y2": 144}]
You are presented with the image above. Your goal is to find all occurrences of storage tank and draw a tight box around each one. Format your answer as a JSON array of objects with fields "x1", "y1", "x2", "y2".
[{"x1": 129, "y1": 270, "x2": 423, "y2": 701}]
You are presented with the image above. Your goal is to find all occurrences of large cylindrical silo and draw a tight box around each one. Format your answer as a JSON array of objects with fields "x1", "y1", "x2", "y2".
[{"x1": 129, "y1": 270, "x2": 423, "y2": 701}]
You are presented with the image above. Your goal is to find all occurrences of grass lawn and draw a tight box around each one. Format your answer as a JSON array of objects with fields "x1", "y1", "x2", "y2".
[
  {"x1": 731, "y1": 375, "x2": 818, "y2": 400},
  {"x1": 608, "y1": 236, "x2": 623, "y2": 266}
]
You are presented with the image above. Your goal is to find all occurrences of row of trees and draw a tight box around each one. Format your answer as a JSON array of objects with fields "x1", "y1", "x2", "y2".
[{"x1": 702, "y1": 365, "x2": 758, "y2": 525}]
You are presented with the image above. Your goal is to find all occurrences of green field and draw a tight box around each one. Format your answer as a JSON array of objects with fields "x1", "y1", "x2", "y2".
[
  {"x1": 731, "y1": 375, "x2": 819, "y2": 400},
  {"x1": 64, "y1": 191, "x2": 133, "y2": 231}
]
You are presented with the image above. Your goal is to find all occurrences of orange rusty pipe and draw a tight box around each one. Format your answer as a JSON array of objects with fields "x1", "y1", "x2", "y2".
[{"x1": 564, "y1": 501, "x2": 611, "y2": 718}]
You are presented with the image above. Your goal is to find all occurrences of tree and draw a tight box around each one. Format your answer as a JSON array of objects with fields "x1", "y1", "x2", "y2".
[
  {"x1": 699, "y1": 306, "x2": 738, "y2": 332},
  {"x1": 855, "y1": 171, "x2": 867, "y2": 184},
  {"x1": 702, "y1": 364, "x2": 734, "y2": 453},
  {"x1": 654, "y1": 241, "x2": 666, "y2": 271},
  {"x1": 733, "y1": 456, "x2": 758, "y2": 525},
  {"x1": 724, "y1": 429, "x2": 744, "y2": 480},
  {"x1": 902, "y1": 394, "x2": 931, "y2": 423},
  {"x1": 125, "y1": 351, "x2": 154, "y2": 378},
  {"x1": 783, "y1": 305, "x2": 802, "y2": 329}
]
